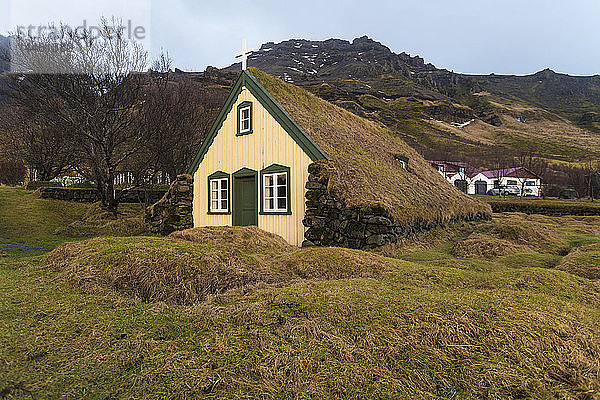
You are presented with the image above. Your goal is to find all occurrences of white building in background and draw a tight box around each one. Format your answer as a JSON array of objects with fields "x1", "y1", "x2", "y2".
[
  {"x1": 470, "y1": 167, "x2": 542, "y2": 196},
  {"x1": 428, "y1": 161, "x2": 542, "y2": 196}
]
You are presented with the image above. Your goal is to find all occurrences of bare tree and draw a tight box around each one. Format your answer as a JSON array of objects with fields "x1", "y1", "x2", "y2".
[
  {"x1": 583, "y1": 160, "x2": 600, "y2": 201},
  {"x1": 0, "y1": 97, "x2": 76, "y2": 181},
  {"x1": 141, "y1": 62, "x2": 227, "y2": 181},
  {"x1": 4, "y1": 17, "x2": 152, "y2": 214},
  {"x1": 0, "y1": 140, "x2": 26, "y2": 185}
]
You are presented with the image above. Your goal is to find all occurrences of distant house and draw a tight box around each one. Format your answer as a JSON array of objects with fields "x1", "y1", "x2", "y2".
[
  {"x1": 187, "y1": 69, "x2": 490, "y2": 247},
  {"x1": 428, "y1": 161, "x2": 481, "y2": 194},
  {"x1": 429, "y1": 161, "x2": 542, "y2": 196},
  {"x1": 471, "y1": 167, "x2": 542, "y2": 197}
]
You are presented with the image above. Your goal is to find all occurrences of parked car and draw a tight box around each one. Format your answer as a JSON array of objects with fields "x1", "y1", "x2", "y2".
[
  {"x1": 487, "y1": 186, "x2": 520, "y2": 196},
  {"x1": 559, "y1": 189, "x2": 579, "y2": 199}
]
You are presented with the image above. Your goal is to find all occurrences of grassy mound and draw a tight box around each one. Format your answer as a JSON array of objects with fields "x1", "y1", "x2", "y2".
[
  {"x1": 47, "y1": 236, "x2": 275, "y2": 305},
  {"x1": 169, "y1": 226, "x2": 293, "y2": 253},
  {"x1": 54, "y1": 202, "x2": 149, "y2": 237},
  {"x1": 558, "y1": 243, "x2": 600, "y2": 279},
  {"x1": 453, "y1": 234, "x2": 528, "y2": 259},
  {"x1": 47, "y1": 228, "x2": 408, "y2": 305},
  {"x1": 452, "y1": 213, "x2": 572, "y2": 259},
  {"x1": 488, "y1": 219, "x2": 569, "y2": 254}
]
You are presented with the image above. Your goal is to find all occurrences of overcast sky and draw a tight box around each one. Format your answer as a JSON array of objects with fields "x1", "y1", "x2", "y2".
[{"x1": 2, "y1": 0, "x2": 599, "y2": 75}]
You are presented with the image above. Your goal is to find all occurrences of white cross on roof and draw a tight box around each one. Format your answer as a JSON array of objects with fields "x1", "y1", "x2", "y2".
[{"x1": 235, "y1": 39, "x2": 254, "y2": 71}]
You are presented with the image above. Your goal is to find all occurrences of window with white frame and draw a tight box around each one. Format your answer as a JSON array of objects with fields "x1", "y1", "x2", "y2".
[
  {"x1": 263, "y1": 172, "x2": 287, "y2": 212},
  {"x1": 210, "y1": 177, "x2": 229, "y2": 212},
  {"x1": 239, "y1": 105, "x2": 251, "y2": 133}
]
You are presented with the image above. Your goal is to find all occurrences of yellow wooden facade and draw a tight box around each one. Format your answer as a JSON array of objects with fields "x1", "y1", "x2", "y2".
[{"x1": 192, "y1": 86, "x2": 313, "y2": 246}]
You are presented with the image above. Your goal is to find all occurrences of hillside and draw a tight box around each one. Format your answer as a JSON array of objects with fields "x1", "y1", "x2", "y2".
[{"x1": 221, "y1": 37, "x2": 600, "y2": 164}]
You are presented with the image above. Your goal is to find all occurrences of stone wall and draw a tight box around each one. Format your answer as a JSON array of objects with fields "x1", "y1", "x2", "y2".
[
  {"x1": 38, "y1": 187, "x2": 99, "y2": 202},
  {"x1": 37, "y1": 187, "x2": 167, "y2": 203},
  {"x1": 146, "y1": 174, "x2": 194, "y2": 235},
  {"x1": 302, "y1": 163, "x2": 490, "y2": 249}
]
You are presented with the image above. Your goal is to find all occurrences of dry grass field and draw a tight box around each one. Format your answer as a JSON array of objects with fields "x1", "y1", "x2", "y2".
[{"x1": 1, "y1": 187, "x2": 600, "y2": 399}]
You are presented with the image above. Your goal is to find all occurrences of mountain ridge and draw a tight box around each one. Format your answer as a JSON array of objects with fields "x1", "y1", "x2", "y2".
[{"x1": 217, "y1": 36, "x2": 600, "y2": 163}]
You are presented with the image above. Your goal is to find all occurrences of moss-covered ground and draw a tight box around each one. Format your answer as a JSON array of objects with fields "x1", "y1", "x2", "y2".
[{"x1": 1, "y1": 187, "x2": 600, "y2": 399}]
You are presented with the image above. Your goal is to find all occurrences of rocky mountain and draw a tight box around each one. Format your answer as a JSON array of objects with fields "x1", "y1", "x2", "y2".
[
  {"x1": 229, "y1": 36, "x2": 435, "y2": 81},
  {"x1": 220, "y1": 36, "x2": 600, "y2": 163}
]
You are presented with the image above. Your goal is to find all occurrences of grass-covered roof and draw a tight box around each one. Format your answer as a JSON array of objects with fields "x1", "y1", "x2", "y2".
[{"x1": 250, "y1": 68, "x2": 491, "y2": 224}]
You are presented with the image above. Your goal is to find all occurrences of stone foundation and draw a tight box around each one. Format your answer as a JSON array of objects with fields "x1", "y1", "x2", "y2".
[
  {"x1": 146, "y1": 174, "x2": 194, "y2": 235},
  {"x1": 302, "y1": 163, "x2": 490, "y2": 249}
]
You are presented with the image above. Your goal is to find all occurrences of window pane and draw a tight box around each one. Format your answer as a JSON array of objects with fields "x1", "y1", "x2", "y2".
[
  {"x1": 266, "y1": 198, "x2": 274, "y2": 210},
  {"x1": 277, "y1": 185, "x2": 286, "y2": 198},
  {"x1": 264, "y1": 175, "x2": 273, "y2": 187},
  {"x1": 221, "y1": 200, "x2": 228, "y2": 210},
  {"x1": 211, "y1": 181, "x2": 218, "y2": 190},
  {"x1": 277, "y1": 197, "x2": 286, "y2": 210},
  {"x1": 240, "y1": 107, "x2": 251, "y2": 132},
  {"x1": 277, "y1": 173, "x2": 286, "y2": 186},
  {"x1": 265, "y1": 186, "x2": 274, "y2": 198},
  {"x1": 221, "y1": 189, "x2": 227, "y2": 199},
  {"x1": 211, "y1": 200, "x2": 218, "y2": 210},
  {"x1": 221, "y1": 179, "x2": 227, "y2": 189}
]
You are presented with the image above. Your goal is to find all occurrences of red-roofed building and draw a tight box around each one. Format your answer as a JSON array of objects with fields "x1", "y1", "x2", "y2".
[
  {"x1": 428, "y1": 161, "x2": 542, "y2": 196},
  {"x1": 427, "y1": 161, "x2": 480, "y2": 194}
]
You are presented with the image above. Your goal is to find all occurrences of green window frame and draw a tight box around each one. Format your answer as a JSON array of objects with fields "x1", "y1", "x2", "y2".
[
  {"x1": 207, "y1": 171, "x2": 230, "y2": 214},
  {"x1": 237, "y1": 101, "x2": 253, "y2": 136},
  {"x1": 260, "y1": 164, "x2": 291, "y2": 215}
]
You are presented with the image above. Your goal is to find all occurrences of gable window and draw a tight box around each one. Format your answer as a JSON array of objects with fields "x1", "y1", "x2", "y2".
[
  {"x1": 260, "y1": 164, "x2": 291, "y2": 214},
  {"x1": 237, "y1": 101, "x2": 253, "y2": 135},
  {"x1": 240, "y1": 107, "x2": 251, "y2": 131},
  {"x1": 207, "y1": 171, "x2": 230, "y2": 214}
]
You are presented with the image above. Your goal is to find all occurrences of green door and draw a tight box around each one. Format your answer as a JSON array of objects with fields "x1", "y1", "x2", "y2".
[{"x1": 233, "y1": 176, "x2": 258, "y2": 226}]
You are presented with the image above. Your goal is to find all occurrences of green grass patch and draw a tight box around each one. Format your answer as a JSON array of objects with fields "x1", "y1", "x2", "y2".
[
  {"x1": 497, "y1": 252, "x2": 562, "y2": 269},
  {"x1": 0, "y1": 187, "x2": 89, "y2": 257}
]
